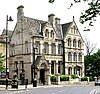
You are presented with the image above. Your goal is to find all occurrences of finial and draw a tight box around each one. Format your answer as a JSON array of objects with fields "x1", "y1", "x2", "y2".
[{"x1": 73, "y1": 16, "x2": 74, "y2": 21}]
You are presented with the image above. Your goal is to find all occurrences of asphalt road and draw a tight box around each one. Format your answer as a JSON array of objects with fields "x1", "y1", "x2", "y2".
[{"x1": 1, "y1": 86, "x2": 100, "y2": 94}]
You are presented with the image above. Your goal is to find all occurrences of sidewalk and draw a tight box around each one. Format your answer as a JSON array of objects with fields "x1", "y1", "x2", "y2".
[
  {"x1": 0, "y1": 84, "x2": 63, "y2": 91},
  {"x1": 0, "y1": 82, "x2": 94, "y2": 91}
]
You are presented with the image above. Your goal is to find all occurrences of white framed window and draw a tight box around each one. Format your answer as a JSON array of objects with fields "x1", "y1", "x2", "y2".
[
  {"x1": 35, "y1": 41, "x2": 40, "y2": 54},
  {"x1": 73, "y1": 39, "x2": 76, "y2": 47},
  {"x1": 68, "y1": 38, "x2": 71, "y2": 47},
  {"x1": 44, "y1": 42, "x2": 49, "y2": 54},
  {"x1": 78, "y1": 40, "x2": 81, "y2": 48},
  {"x1": 68, "y1": 52, "x2": 72, "y2": 61}
]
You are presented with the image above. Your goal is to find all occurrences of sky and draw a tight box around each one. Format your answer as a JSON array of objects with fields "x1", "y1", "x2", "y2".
[{"x1": 0, "y1": 0, "x2": 100, "y2": 53}]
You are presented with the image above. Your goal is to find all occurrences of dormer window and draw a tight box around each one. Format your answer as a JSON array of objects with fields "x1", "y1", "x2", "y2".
[
  {"x1": 45, "y1": 29, "x2": 49, "y2": 38},
  {"x1": 50, "y1": 30, "x2": 54, "y2": 39}
]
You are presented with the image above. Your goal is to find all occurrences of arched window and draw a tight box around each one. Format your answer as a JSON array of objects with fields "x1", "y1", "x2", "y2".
[
  {"x1": 78, "y1": 53, "x2": 82, "y2": 61},
  {"x1": 73, "y1": 52, "x2": 77, "y2": 61},
  {"x1": 68, "y1": 38, "x2": 71, "y2": 47},
  {"x1": 50, "y1": 30, "x2": 54, "y2": 39},
  {"x1": 45, "y1": 29, "x2": 49, "y2": 38},
  {"x1": 68, "y1": 52, "x2": 72, "y2": 61},
  {"x1": 73, "y1": 39, "x2": 76, "y2": 47},
  {"x1": 78, "y1": 40, "x2": 81, "y2": 48}
]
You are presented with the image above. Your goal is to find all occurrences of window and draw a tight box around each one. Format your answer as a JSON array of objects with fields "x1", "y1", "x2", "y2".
[
  {"x1": 50, "y1": 30, "x2": 54, "y2": 39},
  {"x1": 25, "y1": 41, "x2": 28, "y2": 54},
  {"x1": 58, "y1": 44, "x2": 62, "y2": 55},
  {"x1": 51, "y1": 43, "x2": 56, "y2": 55},
  {"x1": 73, "y1": 39, "x2": 76, "y2": 47},
  {"x1": 58, "y1": 61, "x2": 62, "y2": 73},
  {"x1": 73, "y1": 52, "x2": 77, "y2": 61},
  {"x1": 51, "y1": 61, "x2": 55, "y2": 74},
  {"x1": 78, "y1": 53, "x2": 82, "y2": 61},
  {"x1": 35, "y1": 41, "x2": 40, "y2": 54},
  {"x1": 68, "y1": 38, "x2": 71, "y2": 47},
  {"x1": 10, "y1": 44, "x2": 15, "y2": 56},
  {"x1": 73, "y1": 26, "x2": 76, "y2": 34},
  {"x1": 20, "y1": 61, "x2": 24, "y2": 72},
  {"x1": 45, "y1": 29, "x2": 49, "y2": 38},
  {"x1": 78, "y1": 40, "x2": 81, "y2": 48},
  {"x1": 44, "y1": 42, "x2": 49, "y2": 54},
  {"x1": 68, "y1": 52, "x2": 72, "y2": 61}
]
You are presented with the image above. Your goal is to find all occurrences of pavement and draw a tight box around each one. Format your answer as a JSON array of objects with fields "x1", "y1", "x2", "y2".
[
  {"x1": 0, "y1": 84, "x2": 65, "y2": 91},
  {"x1": 0, "y1": 82, "x2": 94, "y2": 91}
]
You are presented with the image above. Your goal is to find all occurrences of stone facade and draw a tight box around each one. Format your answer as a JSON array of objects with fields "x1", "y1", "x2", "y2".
[{"x1": 9, "y1": 5, "x2": 84, "y2": 84}]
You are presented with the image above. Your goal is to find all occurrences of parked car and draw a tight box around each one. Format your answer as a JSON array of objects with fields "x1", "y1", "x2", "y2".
[{"x1": 95, "y1": 80, "x2": 100, "y2": 86}]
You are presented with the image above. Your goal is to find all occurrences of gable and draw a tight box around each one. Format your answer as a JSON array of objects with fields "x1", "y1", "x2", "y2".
[{"x1": 62, "y1": 21, "x2": 84, "y2": 42}]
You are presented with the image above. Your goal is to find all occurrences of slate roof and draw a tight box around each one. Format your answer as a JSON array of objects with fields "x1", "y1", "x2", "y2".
[
  {"x1": 23, "y1": 17, "x2": 46, "y2": 35},
  {"x1": 62, "y1": 22, "x2": 72, "y2": 38},
  {"x1": 22, "y1": 16, "x2": 63, "y2": 40}
]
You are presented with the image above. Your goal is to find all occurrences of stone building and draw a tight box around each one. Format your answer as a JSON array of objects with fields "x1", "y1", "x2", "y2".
[{"x1": 9, "y1": 5, "x2": 84, "y2": 84}]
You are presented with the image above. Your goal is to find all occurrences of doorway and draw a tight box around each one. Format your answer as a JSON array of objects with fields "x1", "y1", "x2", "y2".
[{"x1": 40, "y1": 69, "x2": 45, "y2": 85}]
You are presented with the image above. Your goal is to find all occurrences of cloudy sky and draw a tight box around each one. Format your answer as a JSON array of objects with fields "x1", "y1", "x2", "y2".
[{"x1": 0, "y1": 0, "x2": 100, "y2": 52}]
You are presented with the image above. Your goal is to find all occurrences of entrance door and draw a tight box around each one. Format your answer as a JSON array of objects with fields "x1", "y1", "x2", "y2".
[{"x1": 40, "y1": 69, "x2": 45, "y2": 85}]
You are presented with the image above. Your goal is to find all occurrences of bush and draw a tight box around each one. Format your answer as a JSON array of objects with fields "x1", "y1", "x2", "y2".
[
  {"x1": 71, "y1": 74, "x2": 77, "y2": 79},
  {"x1": 51, "y1": 75, "x2": 56, "y2": 82},
  {"x1": 89, "y1": 76, "x2": 94, "y2": 81},
  {"x1": 81, "y1": 76, "x2": 88, "y2": 81},
  {"x1": 60, "y1": 75, "x2": 69, "y2": 81}
]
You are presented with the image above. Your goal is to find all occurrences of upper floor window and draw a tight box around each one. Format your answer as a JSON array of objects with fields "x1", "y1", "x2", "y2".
[
  {"x1": 58, "y1": 44, "x2": 62, "y2": 55},
  {"x1": 68, "y1": 38, "x2": 71, "y2": 47},
  {"x1": 73, "y1": 39, "x2": 76, "y2": 47},
  {"x1": 78, "y1": 40, "x2": 81, "y2": 48},
  {"x1": 68, "y1": 52, "x2": 72, "y2": 61},
  {"x1": 73, "y1": 52, "x2": 77, "y2": 61},
  {"x1": 45, "y1": 29, "x2": 49, "y2": 38},
  {"x1": 10, "y1": 44, "x2": 15, "y2": 56},
  {"x1": 73, "y1": 26, "x2": 76, "y2": 34},
  {"x1": 50, "y1": 30, "x2": 54, "y2": 39},
  {"x1": 78, "y1": 53, "x2": 82, "y2": 61},
  {"x1": 44, "y1": 42, "x2": 49, "y2": 54},
  {"x1": 51, "y1": 43, "x2": 56, "y2": 55},
  {"x1": 35, "y1": 41, "x2": 40, "y2": 54}
]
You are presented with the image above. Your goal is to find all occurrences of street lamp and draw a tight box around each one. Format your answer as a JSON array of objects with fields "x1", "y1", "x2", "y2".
[
  {"x1": 31, "y1": 38, "x2": 37, "y2": 87},
  {"x1": 6, "y1": 15, "x2": 13, "y2": 89}
]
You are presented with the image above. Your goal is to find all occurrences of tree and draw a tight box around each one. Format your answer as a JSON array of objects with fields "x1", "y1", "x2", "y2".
[
  {"x1": 49, "y1": 0, "x2": 100, "y2": 28},
  {"x1": 85, "y1": 37, "x2": 96, "y2": 56},
  {"x1": 85, "y1": 49, "x2": 100, "y2": 79},
  {"x1": 0, "y1": 53, "x2": 6, "y2": 72}
]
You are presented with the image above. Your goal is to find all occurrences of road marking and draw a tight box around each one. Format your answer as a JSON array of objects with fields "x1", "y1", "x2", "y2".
[{"x1": 90, "y1": 89, "x2": 97, "y2": 94}]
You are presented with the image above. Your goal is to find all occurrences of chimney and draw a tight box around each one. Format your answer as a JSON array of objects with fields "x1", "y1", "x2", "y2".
[
  {"x1": 48, "y1": 14, "x2": 55, "y2": 25},
  {"x1": 55, "y1": 17, "x2": 60, "y2": 25},
  {"x1": 17, "y1": 5, "x2": 24, "y2": 22}
]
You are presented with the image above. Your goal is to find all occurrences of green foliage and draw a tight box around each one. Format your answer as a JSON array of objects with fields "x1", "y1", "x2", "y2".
[
  {"x1": 50, "y1": 75, "x2": 56, "y2": 82},
  {"x1": 0, "y1": 53, "x2": 6, "y2": 72},
  {"x1": 85, "y1": 49, "x2": 100, "y2": 79},
  {"x1": 60, "y1": 75, "x2": 69, "y2": 81},
  {"x1": 81, "y1": 76, "x2": 88, "y2": 81},
  {"x1": 48, "y1": 0, "x2": 100, "y2": 27},
  {"x1": 71, "y1": 74, "x2": 77, "y2": 79}
]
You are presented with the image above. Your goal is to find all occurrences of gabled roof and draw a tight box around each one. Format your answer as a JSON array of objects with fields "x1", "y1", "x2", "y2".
[{"x1": 62, "y1": 22, "x2": 72, "y2": 38}]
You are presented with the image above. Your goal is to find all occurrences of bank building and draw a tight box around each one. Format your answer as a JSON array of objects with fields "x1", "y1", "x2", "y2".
[{"x1": 9, "y1": 5, "x2": 84, "y2": 84}]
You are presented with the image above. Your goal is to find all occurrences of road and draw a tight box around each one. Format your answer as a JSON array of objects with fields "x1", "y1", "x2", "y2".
[{"x1": 0, "y1": 86, "x2": 100, "y2": 94}]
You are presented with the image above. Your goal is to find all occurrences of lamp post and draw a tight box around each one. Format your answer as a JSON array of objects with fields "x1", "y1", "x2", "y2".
[
  {"x1": 31, "y1": 38, "x2": 37, "y2": 87},
  {"x1": 6, "y1": 15, "x2": 13, "y2": 89}
]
